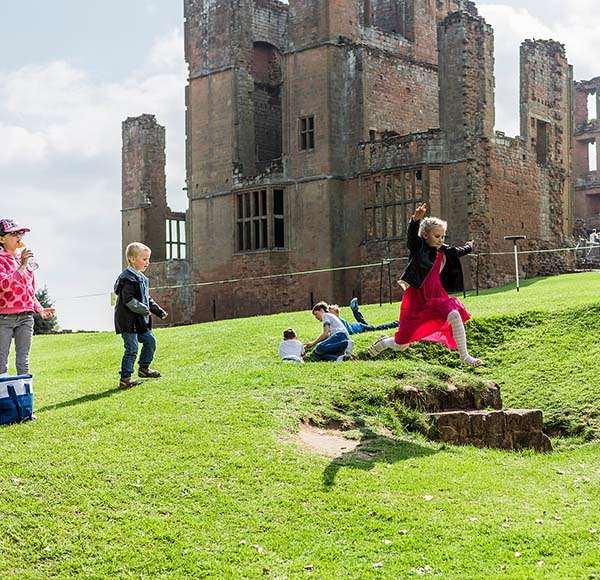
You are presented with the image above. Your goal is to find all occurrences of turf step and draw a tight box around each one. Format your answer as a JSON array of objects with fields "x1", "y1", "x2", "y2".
[
  {"x1": 427, "y1": 409, "x2": 552, "y2": 452},
  {"x1": 394, "y1": 381, "x2": 502, "y2": 412}
]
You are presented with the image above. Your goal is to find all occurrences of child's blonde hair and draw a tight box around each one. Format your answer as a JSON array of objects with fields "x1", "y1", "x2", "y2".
[
  {"x1": 419, "y1": 217, "x2": 447, "y2": 237},
  {"x1": 125, "y1": 242, "x2": 151, "y2": 265}
]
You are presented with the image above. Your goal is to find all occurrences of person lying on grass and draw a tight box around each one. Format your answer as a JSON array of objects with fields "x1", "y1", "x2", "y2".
[
  {"x1": 304, "y1": 302, "x2": 350, "y2": 362},
  {"x1": 328, "y1": 299, "x2": 398, "y2": 335},
  {"x1": 369, "y1": 202, "x2": 482, "y2": 366}
]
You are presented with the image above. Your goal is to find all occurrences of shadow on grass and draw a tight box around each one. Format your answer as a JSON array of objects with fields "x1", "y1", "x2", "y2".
[
  {"x1": 37, "y1": 387, "x2": 124, "y2": 413},
  {"x1": 323, "y1": 423, "x2": 439, "y2": 487}
]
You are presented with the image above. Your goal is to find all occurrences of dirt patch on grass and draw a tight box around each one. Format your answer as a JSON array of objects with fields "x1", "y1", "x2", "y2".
[{"x1": 295, "y1": 422, "x2": 362, "y2": 458}]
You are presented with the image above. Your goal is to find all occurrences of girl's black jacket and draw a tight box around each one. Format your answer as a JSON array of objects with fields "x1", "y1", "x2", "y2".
[
  {"x1": 113, "y1": 269, "x2": 166, "y2": 334},
  {"x1": 400, "y1": 218, "x2": 473, "y2": 293}
]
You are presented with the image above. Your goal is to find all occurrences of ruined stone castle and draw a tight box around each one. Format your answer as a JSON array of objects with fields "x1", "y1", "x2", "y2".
[{"x1": 122, "y1": 0, "x2": 583, "y2": 325}]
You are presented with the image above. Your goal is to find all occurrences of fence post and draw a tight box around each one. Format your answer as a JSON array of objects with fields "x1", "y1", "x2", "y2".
[
  {"x1": 387, "y1": 259, "x2": 393, "y2": 304},
  {"x1": 504, "y1": 235, "x2": 527, "y2": 292},
  {"x1": 379, "y1": 259, "x2": 384, "y2": 307}
]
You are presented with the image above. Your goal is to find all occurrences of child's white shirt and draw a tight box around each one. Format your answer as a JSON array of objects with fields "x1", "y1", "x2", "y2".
[
  {"x1": 322, "y1": 312, "x2": 350, "y2": 337},
  {"x1": 279, "y1": 339, "x2": 305, "y2": 363}
]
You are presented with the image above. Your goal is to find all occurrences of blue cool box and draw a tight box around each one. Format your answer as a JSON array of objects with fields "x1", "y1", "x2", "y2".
[{"x1": 0, "y1": 374, "x2": 34, "y2": 425}]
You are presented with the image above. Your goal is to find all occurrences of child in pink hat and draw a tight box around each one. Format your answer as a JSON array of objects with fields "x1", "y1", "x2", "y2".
[{"x1": 0, "y1": 219, "x2": 55, "y2": 376}]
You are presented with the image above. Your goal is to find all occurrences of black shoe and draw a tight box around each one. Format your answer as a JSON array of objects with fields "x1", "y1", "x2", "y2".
[
  {"x1": 119, "y1": 377, "x2": 143, "y2": 389},
  {"x1": 138, "y1": 367, "x2": 161, "y2": 378}
]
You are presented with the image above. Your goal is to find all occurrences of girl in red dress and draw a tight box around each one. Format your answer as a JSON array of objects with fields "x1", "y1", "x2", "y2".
[{"x1": 369, "y1": 203, "x2": 482, "y2": 366}]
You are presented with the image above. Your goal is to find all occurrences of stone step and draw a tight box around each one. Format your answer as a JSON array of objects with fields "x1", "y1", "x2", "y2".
[
  {"x1": 427, "y1": 408, "x2": 552, "y2": 452},
  {"x1": 395, "y1": 381, "x2": 502, "y2": 412}
]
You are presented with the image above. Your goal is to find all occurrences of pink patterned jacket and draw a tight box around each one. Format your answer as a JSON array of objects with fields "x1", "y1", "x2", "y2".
[{"x1": 0, "y1": 250, "x2": 43, "y2": 314}]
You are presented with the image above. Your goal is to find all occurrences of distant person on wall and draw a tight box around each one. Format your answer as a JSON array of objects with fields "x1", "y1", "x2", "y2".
[
  {"x1": 369, "y1": 203, "x2": 482, "y2": 366},
  {"x1": 0, "y1": 219, "x2": 55, "y2": 377},
  {"x1": 114, "y1": 242, "x2": 168, "y2": 389},
  {"x1": 328, "y1": 299, "x2": 398, "y2": 335},
  {"x1": 304, "y1": 301, "x2": 350, "y2": 362}
]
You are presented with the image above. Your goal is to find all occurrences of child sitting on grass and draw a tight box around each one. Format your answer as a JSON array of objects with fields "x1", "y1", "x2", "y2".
[
  {"x1": 369, "y1": 203, "x2": 481, "y2": 366},
  {"x1": 278, "y1": 328, "x2": 305, "y2": 363},
  {"x1": 304, "y1": 302, "x2": 349, "y2": 362},
  {"x1": 114, "y1": 242, "x2": 168, "y2": 389}
]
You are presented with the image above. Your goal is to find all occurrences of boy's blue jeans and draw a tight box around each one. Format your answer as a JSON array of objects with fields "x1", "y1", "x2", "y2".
[
  {"x1": 312, "y1": 332, "x2": 349, "y2": 362},
  {"x1": 347, "y1": 321, "x2": 399, "y2": 334},
  {"x1": 120, "y1": 331, "x2": 156, "y2": 378}
]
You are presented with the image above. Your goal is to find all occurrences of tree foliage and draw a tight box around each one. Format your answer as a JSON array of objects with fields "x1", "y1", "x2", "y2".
[{"x1": 34, "y1": 287, "x2": 59, "y2": 334}]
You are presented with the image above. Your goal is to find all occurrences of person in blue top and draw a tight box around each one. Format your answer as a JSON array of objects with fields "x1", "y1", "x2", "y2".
[
  {"x1": 114, "y1": 242, "x2": 168, "y2": 389},
  {"x1": 328, "y1": 299, "x2": 398, "y2": 335}
]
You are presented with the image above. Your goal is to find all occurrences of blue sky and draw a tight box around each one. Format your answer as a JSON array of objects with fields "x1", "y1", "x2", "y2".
[{"x1": 1, "y1": 1, "x2": 599, "y2": 331}]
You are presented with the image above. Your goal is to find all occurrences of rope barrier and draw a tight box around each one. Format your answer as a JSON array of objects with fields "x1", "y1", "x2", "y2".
[{"x1": 54, "y1": 243, "x2": 600, "y2": 302}]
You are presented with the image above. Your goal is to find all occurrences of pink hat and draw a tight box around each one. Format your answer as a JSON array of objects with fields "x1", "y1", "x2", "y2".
[{"x1": 0, "y1": 219, "x2": 30, "y2": 236}]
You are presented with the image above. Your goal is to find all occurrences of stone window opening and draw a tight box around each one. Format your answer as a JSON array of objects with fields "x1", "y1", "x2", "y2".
[
  {"x1": 166, "y1": 219, "x2": 186, "y2": 260},
  {"x1": 364, "y1": 169, "x2": 426, "y2": 242},
  {"x1": 299, "y1": 116, "x2": 315, "y2": 151},
  {"x1": 363, "y1": 0, "x2": 409, "y2": 38},
  {"x1": 589, "y1": 141, "x2": 598, "y2": 172},
  {"x1": 252, "y1": 42, "x2": 283, "y2": 169},
  {"x1": 535, "y1": 119, "x2": 549, "y2": 165},
  {"x1": 273, "y1": 189, "x2": 285, "y2": 248},
  {"x1": 587, "y1": 92, "x2": 598, "y2": 121},
  {"x1": 236, "y1": 188, "x2": 286, "y2": 252}
]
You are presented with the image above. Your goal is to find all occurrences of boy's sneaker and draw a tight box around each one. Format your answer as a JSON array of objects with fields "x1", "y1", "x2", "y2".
[
  {"x1": 349, "y1": 297, "x2": 359, "y2": 311},
  {"x1": 138, "y1": 367, "x2": 161, "y2": 378},
  {"x1": 119, "y1": 377, "x2": 143, "y2": 389},
  {"x1": 368, "y1": 336, "x2": 389, "y2": 358}
]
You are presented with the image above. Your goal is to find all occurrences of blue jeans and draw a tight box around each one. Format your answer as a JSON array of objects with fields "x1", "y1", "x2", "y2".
[
  {"x1": 348, "y1": 303, "x2": 398, "y2": 334},
  {"x1": 347, "y1": 321, "x2": 399, "y2": 334},
  {"x1": 120, "y1": 332, "x2": 156, "y2": 378},
  {"x1": 313, "y1": 332, "x2": 349, "y2": 362}
]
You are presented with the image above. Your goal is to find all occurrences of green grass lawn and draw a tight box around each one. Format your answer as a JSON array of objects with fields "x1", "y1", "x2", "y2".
[{"x1": 1, "y1": 273, "x2": 600, "y2": 577}]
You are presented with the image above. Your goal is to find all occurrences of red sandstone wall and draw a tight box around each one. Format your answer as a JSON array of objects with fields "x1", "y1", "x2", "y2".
[
  {"x1": 187, "y1": 72, "x2": 235, "y2": 195},
  {"x1": 362, "y1": 51, "x2": 439, "y2": 138},
  {"x1": 283, "y1": 47, "x2": 333, "y2": 178}
]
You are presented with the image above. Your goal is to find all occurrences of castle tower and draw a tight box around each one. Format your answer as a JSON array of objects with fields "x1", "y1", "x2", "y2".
[
  {"x1": 520, "y1": 40, "x2": 573, "y2": 238},
  {"x1": 121, "y1": 114, "x2": 168, "y2": 265},
  {"x1": 438, "y1": 10, "x2": 495, "y2": 157},
  {"x1": 436, "y1": 9, "x2": 494, "y2": 286}
]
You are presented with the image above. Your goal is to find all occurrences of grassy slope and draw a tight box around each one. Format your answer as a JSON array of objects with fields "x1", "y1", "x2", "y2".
[{"x1": 1, "y1": 273, "x2": 600, "y2": 577}]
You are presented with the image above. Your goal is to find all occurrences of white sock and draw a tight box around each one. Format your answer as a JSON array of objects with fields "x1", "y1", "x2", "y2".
[{"x1": 447, "y1": 310, "x2": 478, "y2": 363}]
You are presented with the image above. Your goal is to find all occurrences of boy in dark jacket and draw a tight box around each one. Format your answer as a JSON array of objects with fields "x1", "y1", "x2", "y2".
[{"x1": 114, "y1": 242, "x2": 168, "y2": 389}]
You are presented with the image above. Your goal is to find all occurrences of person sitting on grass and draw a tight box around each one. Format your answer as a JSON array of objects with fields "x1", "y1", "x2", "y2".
[
  {"x1": 328, "y1": 298, "x2": 398, "y2": 335},
  {"x1": 304, "y1": 302, "x2": 349, "y2": 362},
  {"x1": 114, "y1": 242, "x2": 168, "y2": 389},
  {"x1": 279, "y1": 328, "x2": 305, "y2": 363}
]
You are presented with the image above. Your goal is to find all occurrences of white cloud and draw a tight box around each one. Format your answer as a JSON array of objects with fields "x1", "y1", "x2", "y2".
[
  {"x1": 0, "y1": 124, "x2": 47, "y2": 164},
  {"x1": 0, "y1": 28, "x2": 187, "y2": 330}
]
